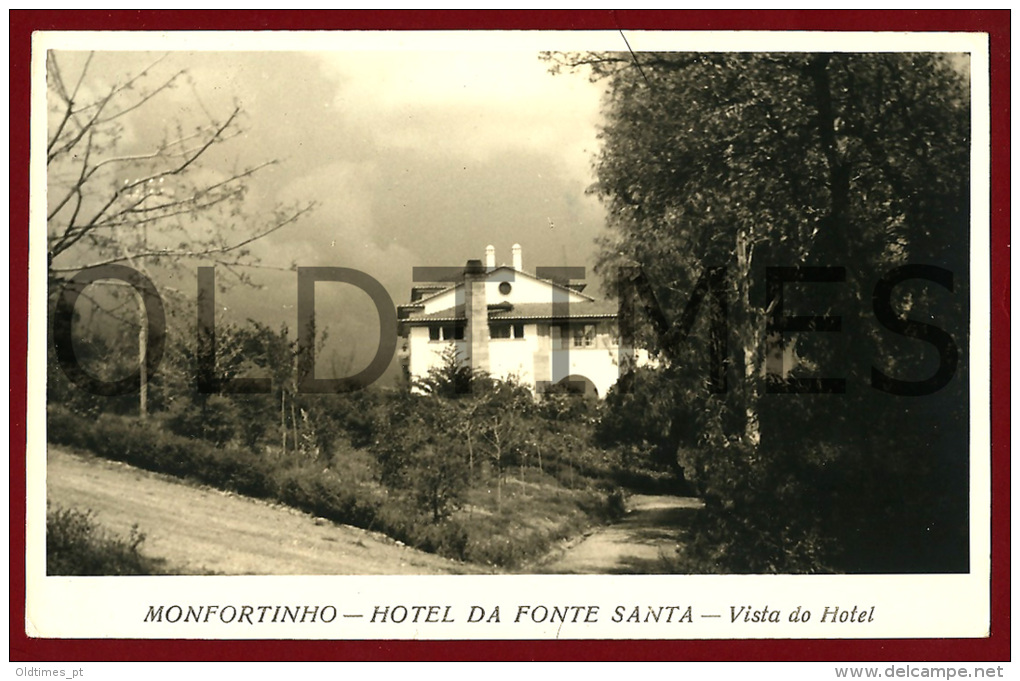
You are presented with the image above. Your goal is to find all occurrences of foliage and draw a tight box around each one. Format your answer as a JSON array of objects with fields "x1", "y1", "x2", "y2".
[
  {"x1": 475, "y1": 378, "x2": 534, "y2": 493},
  {"x1": 164, "y1": 394, "x2": 241, "y2": 446},
  {"x1": 322, "y1": 391, "x2": 384, "y2": 449},
  {"x1": 373, "y1": 391, "x2": 471, "y2": 522},
  {"x1": 47, "y1": 505, "x2": 165, "y2": 576},
  {"x1": 46, "y1": 318, "x2": 143, "y2": 418},
  {"x1": 597, "y1": 366, "x2": 690, "y2": 473},
  {"x1": 48, "y1": 326, "x2": 635, "y2": 571},
  {"x1": 552, "y1": 51, "x2": 970, "y2": 572},
  {"x1": 149, "y1": 318, "x2": 342, "y2": 457},
  {"x1": 411, "y1": 346, "x2": 488, "y2": 397},
  {"x1": 49, "y1": 399, "x2": 625, "y2": 569},
  {"x1": 49, "y1": 406, "x2": 278, "y2": 498},
  {"x1": 387, "y1": 352, "x2": 539, "y2": 515},
  {"x1": 535, "y1": 385, "x2": 599, "y2": 422}
]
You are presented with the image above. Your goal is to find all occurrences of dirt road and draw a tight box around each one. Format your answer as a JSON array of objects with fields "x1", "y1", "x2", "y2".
[
  {"x1": 535, "y1": 494, "x2": 703, "y2": 574},
  {"x1": 46, "y1": 447, "x2": 484, "y2": 575}
]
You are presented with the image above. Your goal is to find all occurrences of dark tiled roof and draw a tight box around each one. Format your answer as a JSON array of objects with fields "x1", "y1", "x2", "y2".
[
  {"x1": 489, "y1": 300, "x2": 619, "y2": 320},
  {"x1": 401, "y1": 299, "x2": 618, "y2": 324},
  {"x1": 404, "y1": 304, "x2": 467, "y2": 322}
]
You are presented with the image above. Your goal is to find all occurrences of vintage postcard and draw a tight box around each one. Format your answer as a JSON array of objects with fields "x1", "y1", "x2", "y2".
[{"x1": 22, "y1": 24, "x2": 997, "y2": 651}]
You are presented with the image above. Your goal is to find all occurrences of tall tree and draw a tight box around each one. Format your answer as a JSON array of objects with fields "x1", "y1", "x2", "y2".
[{"x1": 551, "y1": 52, "x2": 970, "y2": 572}]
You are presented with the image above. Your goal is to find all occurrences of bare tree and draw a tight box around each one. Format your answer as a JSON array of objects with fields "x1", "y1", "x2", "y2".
[
  {"x1": 46, "y1": 52, "x2": 315, "y2": 419},
  {"x1": 46, "y1": 51, "x2": 314, "y2": 293}
]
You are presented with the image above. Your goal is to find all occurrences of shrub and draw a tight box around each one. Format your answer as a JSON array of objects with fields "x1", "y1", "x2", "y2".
[
  {"x1": 537, "y1": 386, "x2": 599, "y2": 422},
  {"x1": 47, "y1": 506, "x2": 165, "y2": 575},
  {"x1": 595, "y1": 366, "x2": 700, "y2": 481},
  {"x1": 51, "y1": 408, "x2": 464, "y2": 558},
  {"x1": 47, "y1": 402, "x2": 625, "y2": 570},
  {"x1": 48, "y1": 406, "x2": 275, "y2": 497},
  {"x1": 274, "y1": 465, "x2": 383, "y2": 530},
  {"x1": 605, "y1": 488, "x2": 627, "y2": 518},
  {"x1": 164, "y1": 395, "x2": 241, "y2": 447}
]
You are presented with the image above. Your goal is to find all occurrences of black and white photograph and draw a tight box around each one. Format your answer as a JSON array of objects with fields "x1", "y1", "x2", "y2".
[{"x1": 25, "y1": 28, "x2": 991, "y2": 642}]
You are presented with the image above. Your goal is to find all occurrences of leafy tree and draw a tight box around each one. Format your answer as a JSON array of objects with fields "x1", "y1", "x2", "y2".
[
  {"x1": 377, "y1": 355, "x2": 535, "y2": 516},
  {"x1": 372, "y1": 391, "x2": 470, "y2": 523},
  {"x1": 46, "y1": 314, "x2": 142, "y2": 418},
  {"x1": 476, "y1": 378, "x2": 533, "y2": 508},
  {"x1": 407, "y1": 439, "x2": 470, "y2": 523},
  {"x1": 151, "y1": 315, "x2": 340, "y2": 457},
  {"x1": 597, "y1": 365, "x2": 691, "y2": 477},
  {"x1": 411, "y1": 347, "x2": 495, "y2": 479},
  {"x1": 551, "y1": 52, "x2": 970, "y2": 572}
]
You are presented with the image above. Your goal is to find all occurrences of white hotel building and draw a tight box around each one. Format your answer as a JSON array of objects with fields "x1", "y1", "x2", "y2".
[{"x1": 398, "y1": 244, "x2": 635, "y2": 397}]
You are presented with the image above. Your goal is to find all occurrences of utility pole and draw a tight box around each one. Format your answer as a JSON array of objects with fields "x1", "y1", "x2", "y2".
[
  {"x1": 121, "y1": 176, "x2": 170, "y2": 421},
  {"x1": 138, "y1": 291, "x2": 148, "y2": 420},
  {"x1": 91, "y1": 278, "x2": 150, "y2": 420}
]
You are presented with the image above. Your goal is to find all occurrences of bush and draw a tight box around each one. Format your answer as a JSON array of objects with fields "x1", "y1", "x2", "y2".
[
  {"x1": 164, "y1": 395, "x2": 241, "y2": 446},
  {"x1": 47, "y1": 406, "x2": 473, "y2": 562},
  {"x1": 596, "y1": 367, "x2": 687, "y2": 471},
  {"x1": 537, "y1": 387, "x2": 599, "y2": 422},
  {"x1": 274, "y1": 465, "x2": 382, "y2": 529},
  {"x1": 49, "y1": 406, "x2": 276, "y2": 496},
  {"x1": 47, "y1": 506, "x2": 164, "y2": 575},
  {"x1": 47, "y1": 396, "x2": 628, "y2": 570}
]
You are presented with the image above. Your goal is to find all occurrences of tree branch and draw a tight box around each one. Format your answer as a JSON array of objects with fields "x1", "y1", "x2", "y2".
[{"x1": 50, "y1": 202, "x2": 316, "y2": 274}]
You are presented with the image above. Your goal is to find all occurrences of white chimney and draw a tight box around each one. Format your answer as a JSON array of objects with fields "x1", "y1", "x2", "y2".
[
  {"x1": 485, "y1": 244, "x2": 496, "y2": 270},
  {"x1": 512, "y1": 243, "x2": 522, "y2": 271}
]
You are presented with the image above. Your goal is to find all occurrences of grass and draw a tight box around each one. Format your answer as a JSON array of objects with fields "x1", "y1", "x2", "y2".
[{"x1": 454, "y1": 467, "x2": 625, "y2": 567}]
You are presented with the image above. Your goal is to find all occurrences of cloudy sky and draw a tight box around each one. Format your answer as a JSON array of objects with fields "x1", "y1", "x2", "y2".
[{"x1": 49, "y1": 41, "x2": 615, "y2": 380}]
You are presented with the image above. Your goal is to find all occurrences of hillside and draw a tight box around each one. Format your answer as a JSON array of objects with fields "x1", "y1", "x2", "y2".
[{"x1": 47, "y1": 447, "x2": 486, "y2": 575}]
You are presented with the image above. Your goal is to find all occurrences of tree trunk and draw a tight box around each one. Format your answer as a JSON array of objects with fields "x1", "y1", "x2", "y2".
[
  {"x1": 290, "y1": 399, "x2": 298, "y2": 456},
  {"x1": 280, "y1": 391, "x2": 287, "y2": 454},
  {"x1": 805, "y1": 53, "x2": 857, "y2": 402},
  {"x1": 496, "y1": 462, "x2": 502, "y2": 511},
  {"x1": 806, "y1": 54, "x2": 851, "y2": 261},
  {"x1": 736, "y1": 228, "x2": 761, "y2": 447},
  {"x1": 519, "y1": 453, "x2": 526, "y2": 495},
  {"x1": 137, "y1": 292, "x2": 148, "y2": 421}
]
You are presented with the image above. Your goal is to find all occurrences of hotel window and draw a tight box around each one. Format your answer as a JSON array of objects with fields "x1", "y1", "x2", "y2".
[
  {"x1": 490, "y1": 323, "x2": 525, "y2": 339},
  {"x1": 572, "y1": 324, "x2": 596, "y2": 348},
  {"x1": 441, "y1": 325, "x2": 464, "y2": 341},
  {"x1": 490, "y1": 324, "x2": 511, "y2": 339}
]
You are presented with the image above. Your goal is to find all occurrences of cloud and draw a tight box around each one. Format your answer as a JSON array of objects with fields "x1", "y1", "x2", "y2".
[
  {"x1": 315, "y1": 51, "x2": 603, "y2": 172},
  {"x1": 49, "y1": 47, "x2": 611, "y2": 385}
]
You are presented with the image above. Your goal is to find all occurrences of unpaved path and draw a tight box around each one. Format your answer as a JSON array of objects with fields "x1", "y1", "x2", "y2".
[
  {"x1": 47, "y1": 447, "x2": 485, "y2": 575},
  {"x1": 535, "y1": 494, "x2": 703, "y2": 574}
]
